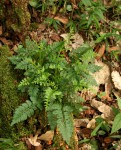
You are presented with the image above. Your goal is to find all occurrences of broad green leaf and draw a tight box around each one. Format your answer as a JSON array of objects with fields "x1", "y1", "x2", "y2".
[{"x1": 111, "y1": 113, "x2": 121, "y2": 134}]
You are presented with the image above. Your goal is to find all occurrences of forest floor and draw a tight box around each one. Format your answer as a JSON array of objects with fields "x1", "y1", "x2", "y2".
[{"x1": 0, "y1": 0, "x2": 121, "y2": 150}]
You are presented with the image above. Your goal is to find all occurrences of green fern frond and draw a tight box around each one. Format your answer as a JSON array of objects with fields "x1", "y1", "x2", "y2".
[
  {"x1": 11, "y1": 100, "x2": 37, "y2": 126},
  {"x1": 47, "y1": 104, "x2": 74, "y2": 145},
  {"x1": 44, "y1": 88, "x2": 62, "y2": 109}
]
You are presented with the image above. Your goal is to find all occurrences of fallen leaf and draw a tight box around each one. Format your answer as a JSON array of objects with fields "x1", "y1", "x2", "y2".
[
  {"x1": 80, "y1": 128, "x2": 91, "y2": 138},
  {"x1": 91, "y1": 60, "x2": 110, "y2": 93},
  {"x1": 38, "y1": 131, "x2": 54, "y2": 142},
  {"x1": 72, "y1": 33, "x2": 84, "y2": 49},
  {"x1": 28, "y1": 134, "x2": 40, "y2": 147},
  {"x1": 87, "y1": 118, "x2": 96, "y2": 129},
  {"x1": 95, "y1": 43, "x2": 106, "y2": 60},
  {"x1": 60, "y1": 33, "x2": 69, "y2": 40},
  {"x1": 84, "y1": 109, "x2": 95, "y2": 116},
  {"x1": 54, "y1": 16, "x2": 69, "y2": 24},
  {"x1": 29, "y1": 31, "x2": 38, "y2": 41},
  {"x1": 111, "y1": 71, "x2": 121, "y2": 90},
  {"x1": 50, "y1": 33, "x2": 61, "y2": 41},
  {"x1": 108, "y1": 46, "x2": 120, "y2": 52},
  {"x1": 74, "y1": 119, "x2": 89, "y2": 128},
  {"x1": 61, "y1": 33, "x2": 84, "y2": 50},
  {"x1": 37, "y1": 24, "x2": 46, "y2": 32},
  {"x1": 91, "y1": 99, "x2": 114, "y2": 120},
  {"x1": 70, "y1": 0, "x2": 78, "y2": 9}
]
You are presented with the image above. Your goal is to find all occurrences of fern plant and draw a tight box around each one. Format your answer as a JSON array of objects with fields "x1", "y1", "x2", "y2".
[{"x1": 9, "y1": 39, "x2": 98, "y2": 145}]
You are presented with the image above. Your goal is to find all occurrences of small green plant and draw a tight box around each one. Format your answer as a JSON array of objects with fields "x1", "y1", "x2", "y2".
[
  {"x1": 44, "y1": 17, "x2": 61, "y2": 31},
  {"x1": 111, "y1": 97, "x2": 121, "y2": 134},
  {"x1": 91, "y1": 117, "x2": 110, "y2": 137},
  {"x1": 78, "y1": 0, "x2": 106, "y2": 30},
  {"x1": 0, "y1": 138, "x2": 25, "y2": 150},
  {"x1": 9, "y1": 39, "x2": 98, "y2": 145}
]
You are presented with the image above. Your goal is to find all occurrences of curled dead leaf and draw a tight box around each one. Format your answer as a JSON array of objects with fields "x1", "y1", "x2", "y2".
[
  {"x1": 70, "y1": 0, "x2": 78, "y2": 9},
  {"x1": 38, "y1": 131, "x2": 54, "y2": 142},
  {"x1": 95, "y1": 43, "x2": 106, "y2": 60},
  {"x1": 108, "y1": 46, "x2": 120, "y2": 52},
  {"x1": 28, "y1": 134, "x2": 40, "y2": 147},
  {"x1": 54, "y1": 16, "x2": 69, "y2": 24}
]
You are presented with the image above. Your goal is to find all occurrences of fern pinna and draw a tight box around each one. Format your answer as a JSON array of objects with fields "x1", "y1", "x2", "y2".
[{"x1": 9, "y1": 39, "x2": 97, "y2": 145}]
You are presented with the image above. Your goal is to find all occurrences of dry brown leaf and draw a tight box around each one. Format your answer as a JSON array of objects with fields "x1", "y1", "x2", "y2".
[
  {"x1": 80, "y1": 128, "x2": 91, "y2": 138},
  {"x1": 60, "y1": 33, "x2": 69, "y2": 40},
  {"x1": 93, "y1": 60, "x2": 110, "y2": 85},
  {"x1": 91, "y1": 99, "x2": 114, "y2": 120},
  {"x1": 37, "y1": 24, "x2": 46, "y2": 32},
  {"x1": 108, "y1": 46, "x2": 120, "y2": 52},
  {"x1": 54, "y1": 16, "x2": 69, "y2": 24},
  {"x1": 70, "y1": 0, "x2": 78, "y2": 9},
  {"x1": 29, "y1": 31, "x2": 38, "y2": 41},
  {"x1": 87, "y1": 118, "x2": 96, "y2": 129},
  {"x1": 50, "y1": 33, "x2": 61, "y2": 41},
  {"x1": 61, "y1": 33, "x2": 84, "y2": 49},
  {"x1": 38, "y1": 131, "x2": 54, "y2": 142},
  {"x1": 84, "y1": 109, "x2": 95, "y2": 116},
  {"x1": 74, "y1": 119, "x2": 89, "y2": 128},
  {"x1": 95, "y1": 43, "x2": 106, "y2": 60},
  {"x1": 91, "y1": 60, "x2": 110, "y2": 93},
  {"x1": 111, "y1": 71, "x2": 121, "y2": 90},
  {"x1": 81, "y1": 60, "x2": 111, "y2": 100},
  {"x1": 28, "y1": 134, "x2": 40, "y2": 147}
]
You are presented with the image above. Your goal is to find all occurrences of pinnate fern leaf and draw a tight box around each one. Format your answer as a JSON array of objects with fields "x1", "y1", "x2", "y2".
[
  {"x1": 11, "y1": 100, "x2": 37, "y2": 126},
  {"x1": 47, "y1": 104, "x2": 74, "y2": 145}
]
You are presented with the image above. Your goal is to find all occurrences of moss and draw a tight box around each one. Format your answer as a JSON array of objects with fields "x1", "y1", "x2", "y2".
[
  {"x1": 11, "y1": 0, "x2": 30, "y2": 34},
  {"x1": 1, "y1": 0, "x2": 31, "y2": 40},
  {"x1": 0, "y1": 46, "x2": 29, "y2": 139},
  {"x1": 53, "y1": 128, "x2": 78, "y2": 150}
]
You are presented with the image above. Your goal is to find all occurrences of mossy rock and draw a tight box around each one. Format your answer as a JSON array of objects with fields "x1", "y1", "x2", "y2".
[{"x1": 0, "y1": 45, "x2": 30, "y2": 139}]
